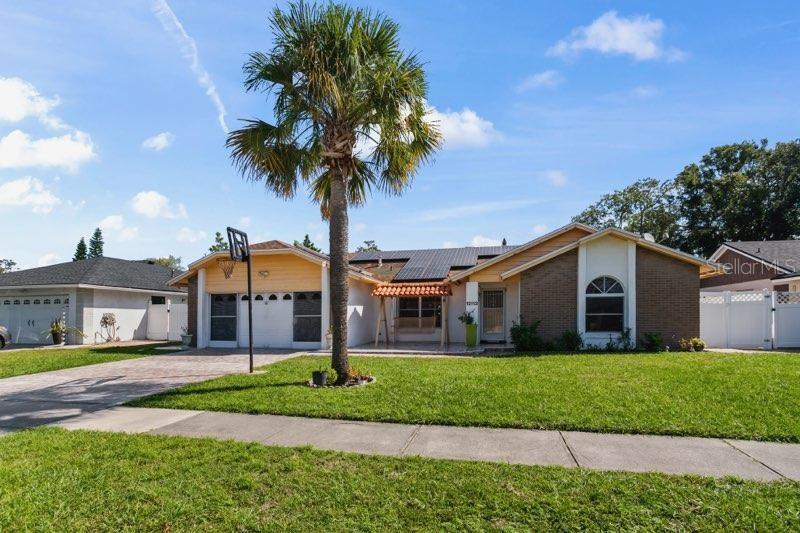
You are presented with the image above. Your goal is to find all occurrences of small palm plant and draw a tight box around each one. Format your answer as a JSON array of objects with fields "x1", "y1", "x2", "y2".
[{"x1": 227, "y1": 1, "x2": 441, "y2": 383}]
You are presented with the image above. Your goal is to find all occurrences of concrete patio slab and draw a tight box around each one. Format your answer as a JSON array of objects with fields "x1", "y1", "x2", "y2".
[
  {"x1": 562, "y1": 431, "x2": 782, "y2": 482},
  {"x1": 727, "y1": 439, "x2": 800, "y2": 480},
  {"x1": 55, "y1": 406, "x2": 203, "y2": 433},
  {"x1": 404, "y1": 425, "x2": 575, "y2": 467}
]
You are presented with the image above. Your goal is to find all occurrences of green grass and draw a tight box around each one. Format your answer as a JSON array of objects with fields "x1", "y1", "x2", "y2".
[
  {"x1": 135, "y1": 352, "x2": 800, "y2": 442},
  {"x1": 0, "y1": 343, "x2": 180, "y2": 378},
  {"x1": 0, "y1": 428, "x2": 797, "y2": 531}
]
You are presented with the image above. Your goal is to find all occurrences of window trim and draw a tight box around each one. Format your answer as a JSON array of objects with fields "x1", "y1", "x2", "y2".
[{"x1": 396, "y1": 296, "x2": 442, "y2": 328}]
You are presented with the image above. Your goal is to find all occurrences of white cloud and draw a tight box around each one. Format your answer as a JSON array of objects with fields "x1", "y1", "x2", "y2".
[
  {"x1": 131, "y1": 190, "x2": 187, "y2": 219},
  {"x1": 442, "y1": 241, "x2": 460, "y2": 248},
  {"x1": 516, "y1": 70, "x2": 565, "y2": 92},
  {"x1": 0, "y1": 129, "x2": 96, "y2": 172},
  {"x1": 142, "y1": 131, "x2": 175, "y2": 151},
  {"x1": 0, "y1": 177, "x2": 60, "y2": 213},
  {"x1": 417, "y1": 200, "x2": 532, "y2": 222},
  {"x1": 539, "y1": 169, "x2": 568, "y2": 187},
  {"x1": 153, "y1": 0, "x2": 228, "y2": 133},
  {"x1": 99, "y1": 214, "x2": 138, "y2": 241},
  {"x1": 547, "y1": 11, "x2": 685, "y2": 62},
  {"x1": 0, "y1": 77, "x2": 65, "y2": 129},
  {"x1": 426, "y1": 106, "x2": 497, "y2": 149},
  {"x1": 532, "y1": 224, "x2": 549, "y2": 236},
  {"x1": 99, "y1": 214, "x2": 124, "y2": 231},
  {"x1": 38, "y1": 253, "x2": 60, "y2": 267},
  {"x1": 632, "y1": 85, "x2": 657, "y2": 98},
  {"x1": 470, "y1": 235, "x2": 501, "y2": 247},
  {"x1": 238, "y1": 216, "x2": 251, "y2": 228},
  {"x1": 177, "y1": 227, "x2": 207, "y2": 243}
]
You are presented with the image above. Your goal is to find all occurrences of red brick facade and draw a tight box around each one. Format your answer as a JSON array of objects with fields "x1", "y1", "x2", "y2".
[
  {"x1": 187, "y1": 274, "x2": 197, "y2": 347},
  {"x1": 519, "y1": 249, "x2": 578, "y2": 342},
  {"x1": 636, "y1": 247, "x2": 699, "y2": 348},
  {"x1": 700, "y1": 248, "x2": 782, "y2": 289}
]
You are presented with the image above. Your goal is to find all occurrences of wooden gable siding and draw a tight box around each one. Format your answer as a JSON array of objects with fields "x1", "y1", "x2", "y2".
[
  {"x1": 700, "y1": 248, "x2": 783, "y2": 289},
  {"x1": 204, "y1": 253, "x2": 321, "y2": 293},
  {"x1": 468, "y1": 227, "x2": 591, "y2": 282}
]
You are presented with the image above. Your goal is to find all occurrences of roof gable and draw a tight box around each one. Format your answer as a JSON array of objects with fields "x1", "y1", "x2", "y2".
[{"x1": 712, "y1": 241, "x2": 799, "y2": 273}]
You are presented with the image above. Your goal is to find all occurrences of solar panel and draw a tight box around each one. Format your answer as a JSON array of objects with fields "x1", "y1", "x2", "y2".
[{"x1": 350, "y1": 245, "x2": 519, "y2": 281}]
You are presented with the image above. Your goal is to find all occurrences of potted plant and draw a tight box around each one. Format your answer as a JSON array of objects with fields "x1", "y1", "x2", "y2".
[
  {"x1": 312, "y1": 365, "x2": 329, "y2": 387},
  {"x1": 49, "y1": 319, "x2": 66, "y2": 345},
  {"x1": 458, "y1": 311, "x2": 478, "y2": 347},
  {"x1": 180, "y1": 326, "x2": 193, "y2": 348}
]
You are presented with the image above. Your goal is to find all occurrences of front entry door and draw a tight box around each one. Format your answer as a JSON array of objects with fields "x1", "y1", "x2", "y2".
[{"x1": 481, "y1": 289, "x2": 505, "y2": 342}]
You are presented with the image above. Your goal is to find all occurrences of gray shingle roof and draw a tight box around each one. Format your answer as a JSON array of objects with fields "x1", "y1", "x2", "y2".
[
  {"x1": 725, "y1": 240, "x2": 800, "y2": 273},
  {"x1": 0, "y1": 257, "x2": 185, "y2": 292},
  {"x1": 350, "y1": 246, "x2": 517, "y2": 281}
]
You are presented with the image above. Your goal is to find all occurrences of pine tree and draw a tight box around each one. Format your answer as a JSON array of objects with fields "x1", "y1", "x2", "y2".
[
  {"x1": 208, "y1": 232, "x2": 229, "y2": 253},
  {"x1": 88, "y1": 228, "x2": 104, "y2": 258},
  {"x1": 73, "y1": 237, "x2": 88, "y2": 261},
  {"x1": 294, "y1": 234, "x2": 322, "y2": 253}
]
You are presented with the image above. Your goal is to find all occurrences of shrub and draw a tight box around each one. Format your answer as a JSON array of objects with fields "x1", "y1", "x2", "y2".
[
  {"x1": 510, "y1": 321, "x2": 548, "y2": 352},
  {"x1": 556, "y1": 330, "x2": 583, "y2": 351},
  {"x1": 640, "y1": 332, "x2": 664, "y2": 352},
  {"x1": 678, "y1": 338, "x2": 694, "y2": 351}
]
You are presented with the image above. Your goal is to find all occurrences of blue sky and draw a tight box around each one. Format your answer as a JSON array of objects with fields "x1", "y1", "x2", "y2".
[{"x1": 1, "y1": 1, "x2": 799, "y2": 268}]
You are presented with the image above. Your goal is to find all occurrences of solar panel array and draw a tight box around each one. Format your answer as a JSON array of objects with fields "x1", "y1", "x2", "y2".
[{"x1": 350, "y1": 245, "x2": 518, "y2": 281}]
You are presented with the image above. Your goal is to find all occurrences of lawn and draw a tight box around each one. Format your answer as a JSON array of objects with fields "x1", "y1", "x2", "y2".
[
  {"x1": 0, "y1": 428, "x2": 797, "y2": 531},
  {"x1": 0, "y1": 344, "x2": 180, "y2": 378},
  {"x1": 135, "y1": 352, "x2": 800, "y2": 442}
]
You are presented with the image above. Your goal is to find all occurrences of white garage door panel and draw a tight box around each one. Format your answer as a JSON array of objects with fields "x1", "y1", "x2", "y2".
[
  {"x1": 0, "y1": 296, "x2": 68, "y2": 344},
  {"x1": 239, "y1": 294, "x2": 293, "y2": 348}
]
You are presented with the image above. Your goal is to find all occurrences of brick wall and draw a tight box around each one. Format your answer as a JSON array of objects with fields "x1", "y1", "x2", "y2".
[
  {"x1": 700, "y1": 248, "x2": 781, "y2": 288},
  {"x1": 636, "y1": 246, "x2": 699, "y2": 348},
  {"x1": 519, "y1": 249, "x2": 577, "y2": 342},
  {"x1": 187, "y1": 275, "x2": 197, "y2": 347}
]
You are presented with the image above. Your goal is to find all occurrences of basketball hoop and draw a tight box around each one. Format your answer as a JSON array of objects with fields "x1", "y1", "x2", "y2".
[{"x1": 217, "y1": 257, "x2": 236, "y2": 279}]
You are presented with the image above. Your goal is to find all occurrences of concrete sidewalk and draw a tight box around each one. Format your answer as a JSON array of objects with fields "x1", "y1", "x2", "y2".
[{"x1": 52, "y1": 406, "x2": 800, "y2": 482}]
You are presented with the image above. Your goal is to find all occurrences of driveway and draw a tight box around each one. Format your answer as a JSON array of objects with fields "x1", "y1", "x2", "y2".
[{"x1": 0, "y1": 350, "x2": 301, "y2": 431}]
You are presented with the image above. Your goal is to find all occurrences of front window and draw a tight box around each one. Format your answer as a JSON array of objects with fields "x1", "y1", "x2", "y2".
[
  {"x1": 585, "y1": 276, "x2": 624, "y2": 333},
  {"x1": 397, "y1": 297, "x2": 441, "y2": 328}
]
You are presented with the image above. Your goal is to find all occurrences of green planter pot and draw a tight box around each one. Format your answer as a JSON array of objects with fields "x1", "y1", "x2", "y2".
[{"x1": 465, "y1": 324, "x2": 478, "y2": 347}]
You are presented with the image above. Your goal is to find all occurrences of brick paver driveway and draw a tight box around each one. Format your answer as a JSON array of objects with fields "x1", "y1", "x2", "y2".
[{"x1": 0, "y1": 350, "x2": 301, "y2": 431}]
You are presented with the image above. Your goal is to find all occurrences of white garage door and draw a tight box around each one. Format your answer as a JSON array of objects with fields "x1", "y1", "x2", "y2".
[
  {"x1": 0, "y1": 295, "x2": 69, "y2": 344},
  {"x1": 238, "y1": 293, "x2": 293, "y2": 348}
]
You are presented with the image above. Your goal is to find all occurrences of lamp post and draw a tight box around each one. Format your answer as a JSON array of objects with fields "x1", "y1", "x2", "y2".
[{"x1": 226, "y1": 227, "x2": 253, "y2": 373}]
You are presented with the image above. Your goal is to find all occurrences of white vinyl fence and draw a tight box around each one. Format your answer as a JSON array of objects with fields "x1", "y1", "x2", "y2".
[
  {"x1": 146, "y1": 299, "x2": 188, "y2": 341},
  {"x1": 700, "y1": 290, "x2": 800, "y2": 349}
]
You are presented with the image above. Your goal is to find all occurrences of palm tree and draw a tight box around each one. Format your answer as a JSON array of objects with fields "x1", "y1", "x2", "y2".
[{"x1": 227, "y1": 1, "x2": 441, "y2": 384}]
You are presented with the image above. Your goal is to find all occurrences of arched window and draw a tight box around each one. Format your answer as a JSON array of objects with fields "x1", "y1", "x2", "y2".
[
  {"x1": 241, "y1": 295, "x2": 250, "y2": 301},
  {"x1": 282, "y1": 294, "x2": 292, "y2": 300},
  {"x1": 254, "y1": 295, "x2": 264, "y2": 301},
  {"x1": 268, "y1": 294, "x2": 278, "y2": 301},
  {"x1": 586, "y1": 276, "x2": 624, "y2": 333}
]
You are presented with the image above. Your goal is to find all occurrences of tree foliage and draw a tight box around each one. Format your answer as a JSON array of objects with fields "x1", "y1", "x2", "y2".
[
  {"x1": 148, "y1": 255, "x2": 183, "y2": 270},
  {"x1": 88, "y1": 228, "x2": 104, "y2": 258},
  {"x1": 573, "y1": 139, "x2": 800, "y2": 257},
  {"x1": 73, "y1": 237, "x2": 88, "y2": 261},
  {"x1": 356, "y1": 240, "x2": 379, "y2": 252},
  {"x1": 208, "y1": 232, "x2": 229, "y2": 253},
  {"x1": 294, "y1": 234, "x2": 322, "y2": 252},
  {"x1": 0, "y1": 259, "x2": 16, "y2": 274}
]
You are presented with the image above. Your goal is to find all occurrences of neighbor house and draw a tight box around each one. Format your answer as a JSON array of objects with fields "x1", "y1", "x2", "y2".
[
  {"x1": 0, "y1": 257, "x2": 186, "y2": 345},
  {"x1": 702, "y1": 240, "x2": 800, "y2": 292},
  {"x1": 174, "y1": 223, "x2": 717, "y2": 350}
]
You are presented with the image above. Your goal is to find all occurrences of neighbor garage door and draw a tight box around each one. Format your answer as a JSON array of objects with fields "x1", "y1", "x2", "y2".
[{"x1": 0, "y1": 295, "x2": 69, "y2": 344}]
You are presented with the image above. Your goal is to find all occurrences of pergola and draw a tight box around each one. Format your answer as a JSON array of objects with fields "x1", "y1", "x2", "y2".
[{"x1": 371, "y1": 282, "x2": 452, "y2": 347}]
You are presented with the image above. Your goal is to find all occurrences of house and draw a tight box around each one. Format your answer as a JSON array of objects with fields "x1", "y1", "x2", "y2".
[
  {"x1": 702, "y1": 240, "x2": 800, "y2": 292},
  {"x1": 174, "y1": 223, "x2": 717, "y2": 350},
  {"x1": 0, "y1": 257, "x2": 186, "y2": 344}
]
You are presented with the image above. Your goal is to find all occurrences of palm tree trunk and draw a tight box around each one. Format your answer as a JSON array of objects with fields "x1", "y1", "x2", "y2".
[{"x1": 329, "y1": 172, "x2": 350, "y2": 384}]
